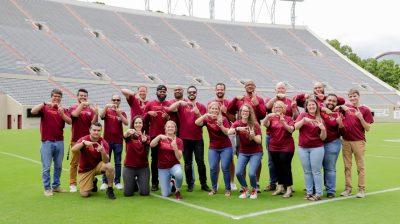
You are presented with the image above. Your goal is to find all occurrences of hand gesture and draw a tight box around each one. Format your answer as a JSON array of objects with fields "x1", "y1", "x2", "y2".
[
  {"x1": 236, "y1": 95, "x2": 244, "y2": 101},
  {"x1": 58, "y1": 105, "x2": 65, "y2": 115},
  {"x1": 235, "y1": 126, "x2": 248, "y2": 132},
  {"x1": 322, "y1": 107, "x2": 333, "y2": 115},
  {"x1": 141, "y1": 132, "x2": 147, "y2": 142},
  {"x1": 171, "y1": 138, "x2": 178, "y2": 150},
  {"x1": 179, "y1": 100, "x2": 188, "y2": 107},
  {"x1": 192, "y1": 105, "x2": 200, "y2": 115},
  {"x1": 303, "y1": 117, "x2": 314, "y2": 123},
  {"x1": 314, "y1": 119, "x2": 325, "y2": 130},
  {"x1": 105, "y1": 103, "x2": 114, "y2": 109},
  {"x1": 251, "y1": 93, "x2": 259, "y2": 106},
  {"x1": 248, "y1": 127, "x2": 255, "y2": 139},
  {"x1": 279, "y1": 115, "x2": 286, "y2": 124},
  {"x1": 355, "y1": 108, "x2": 363, "y2": 120},
  {"x1": 220, "y1": 105, "x2": 227, "y2": 114},
  {"x1": 336, "y1": 114, "x2": 343, "y2": 124},
  {"x1": 161, "y1": 112, "x2": 169, "y2": 120},
  {"x1": 83, "y1": 140, "x2": 96, "y2": 148},
  {"x1": 159, "y1": 134, "x2": 168, "y2": 140},
  {"x1": 82, "y1": 101, "x2": 91, "y2": 107},
  {"x1": 148, "y1": 111, "x2": 157, "y2": 117},
  {"x1": 96, "y1": 143, "x2": 104, "y2": 153},
  {"x1": 217, "y1": 117, "x2": 223, "y2": 127}
]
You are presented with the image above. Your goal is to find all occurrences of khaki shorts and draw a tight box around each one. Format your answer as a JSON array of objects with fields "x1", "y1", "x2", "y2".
[{"x1": 78, "y1": 162, "x2": 107, "y2": 193}]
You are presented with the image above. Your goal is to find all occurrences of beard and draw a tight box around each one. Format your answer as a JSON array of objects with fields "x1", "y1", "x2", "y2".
[
  {"x1": 216, "y1": 92, "x2": 224, "y2": 99},
  {"x1": 157, "y1": 95, "x2": 167, "y2": 102},
  {"x1": 174, "y1": 93, "x2": 183, "y2": 100},
  {"x1": 326, "y1": 104, "x2": 335, "y2": 110},
  {"x1": 188, "y1": 95, "x2": 196, "y2": 101}
]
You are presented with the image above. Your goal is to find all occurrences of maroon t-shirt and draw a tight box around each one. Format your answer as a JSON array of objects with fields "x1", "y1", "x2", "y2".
[
  {"x1": 167, "y1": 99, "x2": 180, "y2": 132},
  {"x1": 294, "y1": 93, "x2": 345, "y2": 108},
  {"x1": 321, "y1": 111, "x2": 340, "y2": 143},
  {"x1": 39, "y1": 104, "x2": 67, "y2": 141},
  {"x1": 144, "y1": 100, "x2": 171, "y2": 138},
  {"x1": 203, "y1": 117, "x2": 232, "y2": 149},
  {"x1": 265, "y1": 96, "x2": 296, "y2": 117},
  {"x1": 295, "y1": 112, "x2": 325, "y2": 148},
  {"x1": 177, "y1": 101, "x2": 206, "y2": 140},
  {"x1": 77, "y1": 135, "x2": 109, "y2": 173},
  {"x1": 69, "y1": 104, "x2": 95, "y2": 142},
  {"x1": 231, "y1": 120, "x2": 263, "y2": 154},
  {"x1": 341, "y1": 105, "x2": 374, "y2": 141},
  {"x1": 157, "y1": 137, "x2": 184, "y2": 169},
  {"x1": 124, "y1": 134, "x2": 149, "y2": 168},
  {"x1": 227, "y1": 95, "x2": 266, "y2": 121},
  {"x1": 103, "y1": 108, "x2": 126, "y2": 144},
  {"x1": 267, "y1": 115, "x2": 295, "y2": 152},
  {"x1": 126, "y1": 94, "x2": 148, "y2": 127}
]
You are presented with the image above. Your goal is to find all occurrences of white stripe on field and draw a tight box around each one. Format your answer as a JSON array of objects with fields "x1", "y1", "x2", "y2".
[
  {"x1": 366, "y1": 155, "x2": 400, "y2": 160},
  {"x1": 1, "y1": 151, "x2": 400, "y2": 220},
  {"x1": 384, "y1": 139, "x2": 400, "y2": 143}
]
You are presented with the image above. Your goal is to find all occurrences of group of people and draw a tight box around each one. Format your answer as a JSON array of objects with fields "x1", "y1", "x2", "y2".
[{"x1": 33, "y1": 80, "x2": 373, "y2": 201}]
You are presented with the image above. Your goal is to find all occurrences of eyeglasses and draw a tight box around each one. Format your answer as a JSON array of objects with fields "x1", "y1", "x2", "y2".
[{"x1": 112, "y1": 99, "x2": 121, "y2": 102}]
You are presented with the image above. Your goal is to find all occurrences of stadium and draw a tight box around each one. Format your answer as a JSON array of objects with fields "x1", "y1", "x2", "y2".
[{"x1": 0, "y1": 0, "x2": 399, "y2": 224}]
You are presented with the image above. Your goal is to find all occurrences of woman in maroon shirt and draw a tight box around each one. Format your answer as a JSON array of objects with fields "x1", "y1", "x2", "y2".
[
  {"x1": 262, "y1": 101, "x2": 295, "y2": 198},
  {"x1": 150, "y1": 120, "x2": 184, "y2": 200},
  {"x1": 295, "y1": 98, "x2": 327, "y2": 201},
  {"x1": 195, "y1": 102, "x2": 232, "y2": 196},
  {"x1": 228, "y1": 104, "x2": 262, "y2": 199},
  {"x1": 123, "y1": 116, "x2": 150, "y2": 197}
]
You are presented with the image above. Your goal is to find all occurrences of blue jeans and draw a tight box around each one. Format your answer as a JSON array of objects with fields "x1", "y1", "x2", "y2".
[
  {"x1": 266, "y1": 135, "x2": 277, "y2": 185},
  {"x1": 208, "y1": 147, "x2": 233, "y2": 191},
  {"x1": 102, "y1": 143, "x2": 122, "y2": 184},
  {"x1": 323, "y1": 139, "x2": 341, "y2": 194},
  {"x1": 298, "y1": 146, "x2": 325, "y2": 196},
  {"x1": 235, "y1": 152, "x2": 262, "y2": 189},
  {"x1": 159, "y1": 164, "x2": 183, "y2": 197},
  {"x1": 41, "y1": 141, "x2": 64, "y2": 190}
]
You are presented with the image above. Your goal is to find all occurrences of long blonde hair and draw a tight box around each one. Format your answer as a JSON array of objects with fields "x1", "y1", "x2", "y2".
[{"x1": 238, "y1": 104, "x2": 258, "y2": 129}]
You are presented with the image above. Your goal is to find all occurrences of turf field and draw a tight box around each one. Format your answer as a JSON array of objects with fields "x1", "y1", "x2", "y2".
[{"x1": 1, "y1": 123, "x2": 399, "y2": 224}]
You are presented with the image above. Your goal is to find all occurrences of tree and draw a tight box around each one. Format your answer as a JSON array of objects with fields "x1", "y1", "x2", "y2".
[{"x1": 327, "y1": 39, "x2": 400, "y2": 90}]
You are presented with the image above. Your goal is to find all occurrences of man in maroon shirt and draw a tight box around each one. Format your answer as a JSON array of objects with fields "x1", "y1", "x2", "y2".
[
  {"x1": 71, "y1": 122, "x2": 116, "y2": 199},
  {"x1": 31, "y1": 89, "x2": 72, "y2": 196},
  {"x1": 99, "y1": 94, "x2": 128, "y2": 191},
  {"x1": 69, "y1": 89, "x2": 98, "y2": 193},
  {"x1": 121, "y1": 85, "x2": 148, "y2": 128},
  {"x1": 293, "y1": 81, "x2": 346, "y2": 109},
  {"x1": 168, "y1": 85, "x2": 184, "y2": 134},
  {"x1": 144, "y1": 85, "x2": 171, "y2": 191},
  {"x1": 169, "y1": 86, "x2": 210, "y2": 192},
  {"x1": 338, "y1": 89, "x2": 374, "y2": 198},
  {"x1": 227, "y1": 80, "x2": 266, "y2": 192}
]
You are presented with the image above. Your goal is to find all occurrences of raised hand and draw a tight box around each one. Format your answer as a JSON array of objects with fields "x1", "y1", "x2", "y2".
[
  {"x1": 148, "y1": 111, "x2": 157, "y2": 117},
  {"x1": 355, "y1": 107, "x2": 363, "y2": 120}
]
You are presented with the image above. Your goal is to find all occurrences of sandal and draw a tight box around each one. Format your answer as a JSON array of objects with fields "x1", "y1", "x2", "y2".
[{"x1": 307, "y1": 195, "x2": 322, "y2": 201}]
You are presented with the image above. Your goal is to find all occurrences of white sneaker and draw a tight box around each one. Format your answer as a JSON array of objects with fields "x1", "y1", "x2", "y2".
[
  {"x1": 231, "y1": 183, "x2": 237, "y2": 191},
  {"x1": 115, "y1": 183, "x2": 124, "y2": 190},
  {"x1": 239, "y1": 189, "x2": 249, "y2": 199},
  {"x1": 250, "y1": 189, "x2": 258, "y2": 199},
  {"x1": 356, "y1": 190, "x2": 365, "y2": 198},
  {"x1": 44, "y1": 189, "x2": 54, "y2": 197},
  {"x1": 340, "y1": 189, "x2": 351, "y2": 197},
  {"x1": 69, "y1": 185, "x2": 77, "y2": 193},
  {"x1": 100, "y1": 183, "x2": 108, "y2": 191}
]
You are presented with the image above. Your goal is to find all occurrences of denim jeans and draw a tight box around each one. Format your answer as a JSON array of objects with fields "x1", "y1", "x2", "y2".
[
  {"x1": 208, "y1": 147, "x2": 233, "y2": 191},
  {"x1": 323, "y1": 139, "x2": 341, "y2": 194},
  {"x1": 235, "y1": 152, "x2": 262, "y2": 189},
  {"x1": 298, "y1": 146, "x2": 325, "y2": 196},
  {"x1": 266, "y1": 135, "x2": 277, "y2": 185},
  {"x1": 159, "y1": 164, "x2": 183, "y2": 197},
  {"x1": 102, "y1": 143, "x2": 122, "y2": 184},
  {"x1": 41, "y1": 141, "x2": 64, "y2": 190}
]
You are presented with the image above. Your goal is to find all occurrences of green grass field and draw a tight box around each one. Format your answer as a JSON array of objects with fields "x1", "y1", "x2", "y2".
[{"x1": 1, "y1": 123, "x2": 399, "y2": 224}]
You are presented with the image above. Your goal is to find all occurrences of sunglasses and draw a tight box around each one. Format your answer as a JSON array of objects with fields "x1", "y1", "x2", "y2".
[
  {"x1": 112, "y1": 99, "x2": 121, "y2": 102},
  {"x1": 188, "y1": 91, "x2": 197, "y2": 94}
]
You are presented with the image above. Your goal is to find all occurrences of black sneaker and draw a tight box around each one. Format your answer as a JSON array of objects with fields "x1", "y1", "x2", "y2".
[
  {"x1": 106, "y1": 187, "x2": 116, "y2": 200},
  {"x1": 92, "y1": 178, "x2": 98, "y2": 192},
  {"x1": 201, "y1": 184, "x2": 211, "y2": 192},
  {"x1": 327, "y1": 193, "x2": 335, "y2": 198},
  {"x1": 151, "y1": 185, "x2": 159, "y2": 192},
  {"x1": 171, "y1": 179, "x2": 176, "y2": 193},
  {"x1": 187, "y1": 185, "x2": 194, "y2": 192},
  {"x1": 256, "y1": 184, "x2": 261, "y2": 193}
]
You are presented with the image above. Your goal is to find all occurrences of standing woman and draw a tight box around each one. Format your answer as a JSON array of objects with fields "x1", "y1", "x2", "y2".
[
  {"x1": 150, "y1": 121, "x2": 184, "y2": 200},
  {"x1": 295, "y1": 98, "x2": 327, "y2": 201},
  {"x1": 195, "y1": 102, "x2": 232, "y2": 196},
  {"x1": 262, "y1": 101, "x2": 295, "y2": 198},
  {"x1": 123, "y1": 116, "x2": 150, "y2": 197},
  {"x1": 228, "y1": 104, "x2": 262, "y2": 199}
]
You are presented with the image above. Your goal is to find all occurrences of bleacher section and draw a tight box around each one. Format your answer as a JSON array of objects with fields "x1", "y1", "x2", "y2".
[{"x1": 0, "y1": 0, "x2": 399, "y2": 122}]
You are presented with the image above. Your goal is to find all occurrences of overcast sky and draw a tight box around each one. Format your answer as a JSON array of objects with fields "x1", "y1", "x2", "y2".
[{"x1": 84, "y1": 0, "x2": 399, "y2": 59}]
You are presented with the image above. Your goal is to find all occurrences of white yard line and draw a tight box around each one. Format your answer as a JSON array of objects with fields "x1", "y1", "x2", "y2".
[
  {"x1": 366, "y1": 155, "x2": 400, "y2": 160},
  {"x1": 1, "y1": 151, "x2": 400, "y2": 220},
  {"x1": 384, "y1": 139, "x2": 400, "y2": 143}
]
